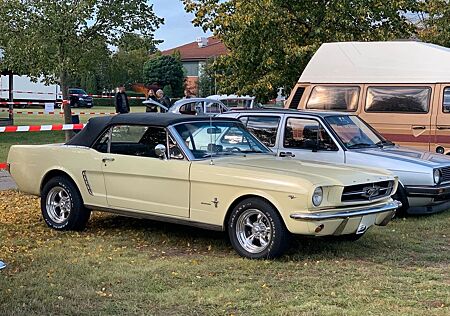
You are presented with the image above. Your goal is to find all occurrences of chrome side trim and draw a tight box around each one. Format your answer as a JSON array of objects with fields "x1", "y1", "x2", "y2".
[
  {"x1": 290, "y1": 200, "x2": 401, "y2": 221},
  {"x1": 85, "y1": 204, "x2": 224, "y2": 231}
]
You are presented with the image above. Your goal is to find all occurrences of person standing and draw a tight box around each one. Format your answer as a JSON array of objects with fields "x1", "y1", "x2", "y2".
[
  {"x1": 115, "y1": 84, "x2": 130, "y2": 114},
  {"x1": 147, "y1": 89, "x2": 157, "y2": 101},
  {"x1": 156, "y1": 89, "x2": 172, "y2": 112},
  {"x1": 145, "y1": 89, "x2": 159, "y2": 113}
]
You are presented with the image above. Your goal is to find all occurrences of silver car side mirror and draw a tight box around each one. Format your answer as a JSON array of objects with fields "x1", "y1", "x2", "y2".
[{"x1": 155, "y1": 144, "x2": 167, "y2": 159}]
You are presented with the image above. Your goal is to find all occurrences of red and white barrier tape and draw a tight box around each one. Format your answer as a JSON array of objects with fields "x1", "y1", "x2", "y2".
[
  {"x1": 0, "y1": 89, "x2": 62, "y2": 96},
  {"x1": 0, "y1": 163, "x2": 7, "y2": 170},
  {"x1": 0, "y1": 109, "x2": 114, "y2": 115},
  {"x1": 0, "y1": 101, "x2": 62, "y2": 106},
  {"x1": 1, "y1": 89, "x2": 145, "y2": 99},
  {"x1": 0, "y1": 124, "x2": 85, "y2": 133},
  {"x1": 69, "y1": 94, "x2": 145, "y2": 100}
]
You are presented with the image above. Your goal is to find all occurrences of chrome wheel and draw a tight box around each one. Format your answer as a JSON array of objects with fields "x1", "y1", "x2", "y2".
[
  {"x1": 46, "y1": 186, "x2": 71, "y2": 224},
  {"x1": 236, "y1": 209, "x2": 272, "y2": 254}
]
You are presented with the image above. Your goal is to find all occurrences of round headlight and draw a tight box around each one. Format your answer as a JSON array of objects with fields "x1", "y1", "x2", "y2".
[
  {"x1": 433, "y1": 169, "x2": 441, "y2": 184},
  {"x1": 312, "y1": 187, "x2": 323, "y2": 207}
]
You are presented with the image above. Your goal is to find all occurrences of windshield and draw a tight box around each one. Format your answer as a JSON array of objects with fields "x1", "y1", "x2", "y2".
[
  {"x1": 174, "y1": 121, "x2": 270, "y2": 159},
  {"x1": 325, "y1": 115, "x2": 391, "y2": 149},
  {"x1": 69, "y1": 89, "x2": 87, "y2": 95}
]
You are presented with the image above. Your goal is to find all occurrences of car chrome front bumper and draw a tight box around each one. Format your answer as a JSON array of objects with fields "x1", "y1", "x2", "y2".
[
  {"x1": 288, "y1": 200, "x2": 401, "y2": 236},
  {"x1": 290, "y1": 200, "x2": 401, "y2": 222}
]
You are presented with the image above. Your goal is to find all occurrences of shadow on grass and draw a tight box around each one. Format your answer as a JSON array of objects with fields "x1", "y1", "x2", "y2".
[{"x1": 84, "y1": 211, "x2": 449, "y2": 266}]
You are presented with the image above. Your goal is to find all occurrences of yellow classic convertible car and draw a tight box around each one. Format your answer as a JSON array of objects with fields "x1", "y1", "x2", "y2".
[{"x1": 7, "y1": 113, "x2": 400, "y2": 259}]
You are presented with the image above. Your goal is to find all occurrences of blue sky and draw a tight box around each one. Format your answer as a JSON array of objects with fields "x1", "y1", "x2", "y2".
[{"x1": 151, "y1": 0, "x2": 212, "y2": 51}]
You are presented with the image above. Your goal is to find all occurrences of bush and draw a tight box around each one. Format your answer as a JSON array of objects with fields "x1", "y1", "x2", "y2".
[{"x1": 143, "y1": 55, "x2": 184, "y2": 98}]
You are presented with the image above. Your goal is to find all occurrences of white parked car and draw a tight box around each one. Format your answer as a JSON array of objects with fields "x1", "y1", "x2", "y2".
[
  {"x1": 207, "y1": 94, "x2": 261, "y2": 109},
  {"x1": 168, "y1": 98, "x2": 229, "y2": 115},
  {"x1": 221, "y1": 109, "x2": 450, "y2": 215}
]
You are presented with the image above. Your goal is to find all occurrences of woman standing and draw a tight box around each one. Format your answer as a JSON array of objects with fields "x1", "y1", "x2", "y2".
[{"x1": 145, "y1": 89, "x2": 159, "y2": 112}]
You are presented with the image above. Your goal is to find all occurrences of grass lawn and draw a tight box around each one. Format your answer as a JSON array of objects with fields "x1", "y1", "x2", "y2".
[
  {"x1": 0, "y1": 190, "x2": 449, "y2": 315},
  {"x1": 0, "y1": 106, "x2": 147, "y2": 162}
]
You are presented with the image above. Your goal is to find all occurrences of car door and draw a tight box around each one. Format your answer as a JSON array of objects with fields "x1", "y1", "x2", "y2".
[
  {"x1": 98, "y1": 124, "x2": 190, "y2": 218},
  {"x1": 278, "y1": 115, "x2": 345, "y2": 163},
  {"x1": 433, "y1": 84, "x2": 450, "y2": 154}
]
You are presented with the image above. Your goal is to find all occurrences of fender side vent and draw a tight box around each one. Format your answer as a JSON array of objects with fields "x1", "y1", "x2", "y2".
[{"x1": 82, "y1": 171, "x2": 93, "y2": 195}]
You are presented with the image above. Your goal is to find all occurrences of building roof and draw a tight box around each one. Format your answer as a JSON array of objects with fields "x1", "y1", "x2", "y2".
[
  {"x1": 66, "y1": 113, "x2": 238, "y2": 147},
  {"x1": 299, "y1": 41, "x2": 450, "y2": 84},
  {"x1": 161, "y1": 36, "x2": 228, "y2": 61}
]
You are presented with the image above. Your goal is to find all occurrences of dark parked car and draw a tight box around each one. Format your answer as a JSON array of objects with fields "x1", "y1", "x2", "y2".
[{"x1": 69, "y1": 88, "x2": 93, "y2": 108}]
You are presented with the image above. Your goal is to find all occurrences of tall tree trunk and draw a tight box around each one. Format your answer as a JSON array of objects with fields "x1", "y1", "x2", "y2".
[{"x1": 60, "y1": 70, "x2": 74, "y2": 141}]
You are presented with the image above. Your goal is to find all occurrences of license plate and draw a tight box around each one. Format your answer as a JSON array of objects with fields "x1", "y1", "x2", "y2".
[{"x1": 356, "y1": 214, "x2": 376, "y2": 234}]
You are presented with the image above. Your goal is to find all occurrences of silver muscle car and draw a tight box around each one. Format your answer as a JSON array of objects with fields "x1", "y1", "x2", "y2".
[{"x1": 221, "y1": 109, "x2": 450, "y2": 215}]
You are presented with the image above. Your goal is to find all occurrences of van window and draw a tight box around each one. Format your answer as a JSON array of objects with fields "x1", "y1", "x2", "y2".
[
  {"x1": 365, "y1": 87, "x2": 430, "y2": 113},
  {"x1": 306, "y1": 86, "x2": 359, "y2": 111},
  {"x1": 443, "y1": 87, "x2": 450, "y2": 113}
]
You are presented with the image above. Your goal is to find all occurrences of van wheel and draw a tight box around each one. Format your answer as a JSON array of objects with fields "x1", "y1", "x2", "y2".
[
  {"x1": 392, "y1": 184, "x2": 409, "y2": 217},
  {"x1": 228, "y1": 198, "x2": 290, "y2": 259},
  {"x1": 41, "y1": 176, "x2": 91, "y2": 231}
]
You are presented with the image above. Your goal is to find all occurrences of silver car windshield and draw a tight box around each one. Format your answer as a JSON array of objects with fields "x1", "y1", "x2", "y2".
[
  {"x1": 325, "y1": 115, "x2": 393, "y2": 149},
  {"x1": 174, "y1": 121, "x2": 270, "y2": 159}
]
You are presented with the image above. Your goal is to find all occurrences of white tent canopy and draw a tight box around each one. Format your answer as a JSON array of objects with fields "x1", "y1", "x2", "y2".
[{"x1": 299, "y1": 41, "x2": 450, "y2": 84}]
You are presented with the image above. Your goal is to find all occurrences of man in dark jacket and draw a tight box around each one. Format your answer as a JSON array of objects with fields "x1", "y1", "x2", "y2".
[
  {"x1": 115, "y1": 85, "x2": 130, "y2": 114},
  {"x1": 156, "y1": 89, "x2": 172, "y2": 112}
]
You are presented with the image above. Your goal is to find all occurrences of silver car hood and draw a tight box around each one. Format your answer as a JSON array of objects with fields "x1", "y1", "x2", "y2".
[{"x1": 351, "y1": 145, "x2": 450, "y2": 168}]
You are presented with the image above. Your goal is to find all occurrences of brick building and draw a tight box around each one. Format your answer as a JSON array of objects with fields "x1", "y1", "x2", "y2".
[{"x1": 161, "y1": 36, "x2": 227, "y2": 95}]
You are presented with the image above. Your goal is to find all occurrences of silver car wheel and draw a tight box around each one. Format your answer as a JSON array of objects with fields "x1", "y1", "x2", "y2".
[
  {"x1": 46, "y1": 186, "x2": 71, "y2": 224},
  {"x1": 236, "y1": 209, "x2": 272, "y2": 254}
]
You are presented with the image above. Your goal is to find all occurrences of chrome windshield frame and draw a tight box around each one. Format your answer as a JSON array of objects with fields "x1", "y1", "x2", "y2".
[{"x1": 168, "y1": 119, "x2": 272, "y2": 161}]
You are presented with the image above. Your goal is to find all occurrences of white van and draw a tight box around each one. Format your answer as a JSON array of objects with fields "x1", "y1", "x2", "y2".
[
  {"x1": 0, "y1": 75, "x2": 61, "y2": 107},
  {"x1": 285, "y1": 41, "x2": 450, "y2": 154}
]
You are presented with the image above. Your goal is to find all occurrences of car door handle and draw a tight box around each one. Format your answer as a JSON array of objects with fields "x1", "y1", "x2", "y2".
[
  {"x1": 437, "y1": 126, "x2": 450, "y2": 130},
  {"x1": 412, "y1": 126, "x2": 426, "y2": 130},
  {"x1": 102, "y1": 157, "x2": 115, "y2": 162},
  {"x1": 279, "y1": 152, "x2": 295, "y2": 157}
]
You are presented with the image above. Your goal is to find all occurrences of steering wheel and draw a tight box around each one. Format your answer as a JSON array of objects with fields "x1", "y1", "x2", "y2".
[{"x1": 348, "y1": 136, "x2": 362, "y2": 146}]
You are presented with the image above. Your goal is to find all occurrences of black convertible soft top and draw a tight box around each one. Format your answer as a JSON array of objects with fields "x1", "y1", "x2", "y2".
[{"x1": 66, "y1": 113, "x2": 239, "y2": 147}]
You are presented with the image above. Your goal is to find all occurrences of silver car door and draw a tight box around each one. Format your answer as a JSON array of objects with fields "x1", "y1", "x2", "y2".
[{"x1": 278, "y1": 116, "x2": 345, "y2": 163}]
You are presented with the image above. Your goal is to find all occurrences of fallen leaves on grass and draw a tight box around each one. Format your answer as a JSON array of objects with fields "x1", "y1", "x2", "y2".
[{"x1": 0, "y1": 190, "x2": 228, "y2": 273}]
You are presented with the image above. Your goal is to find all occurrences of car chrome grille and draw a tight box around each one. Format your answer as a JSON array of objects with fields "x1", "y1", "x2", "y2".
[
  {"x1": 341, "y1": 181, "x2": 394, "y2": 202},
  {"x1": 439, "y1": 166, "x2": 450, "y2": 183}
]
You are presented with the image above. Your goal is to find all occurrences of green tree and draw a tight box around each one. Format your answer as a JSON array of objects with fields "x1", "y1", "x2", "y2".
[
  {"x1": 415, "y1": 0, "x2": 450, "y2": 47},
  {"x1": 198, "y1": 58, "x2": 219, "y2": 97},
  {"x1": 143, "y1": 55, "x2": 185, "y2": 98},
  {"x1": 110, "y1": 33, "x2": 160, "y2": 89},
  {"x1": 183, "y1": 0, "x2": 419, "y2": 101},
  {"x1": 0, "y1": 0, "x2": 162, "y2": 139}
]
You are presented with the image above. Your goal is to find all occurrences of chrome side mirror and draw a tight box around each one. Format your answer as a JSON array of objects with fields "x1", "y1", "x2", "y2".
[{"x1": 155, "y1": 144, "x2": 167, "y2": 159}]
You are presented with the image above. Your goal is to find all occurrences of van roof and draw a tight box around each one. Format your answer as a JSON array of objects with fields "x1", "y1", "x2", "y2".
[{"x1": 299, "y1": 41, "x2": 450, "y2": 84}]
